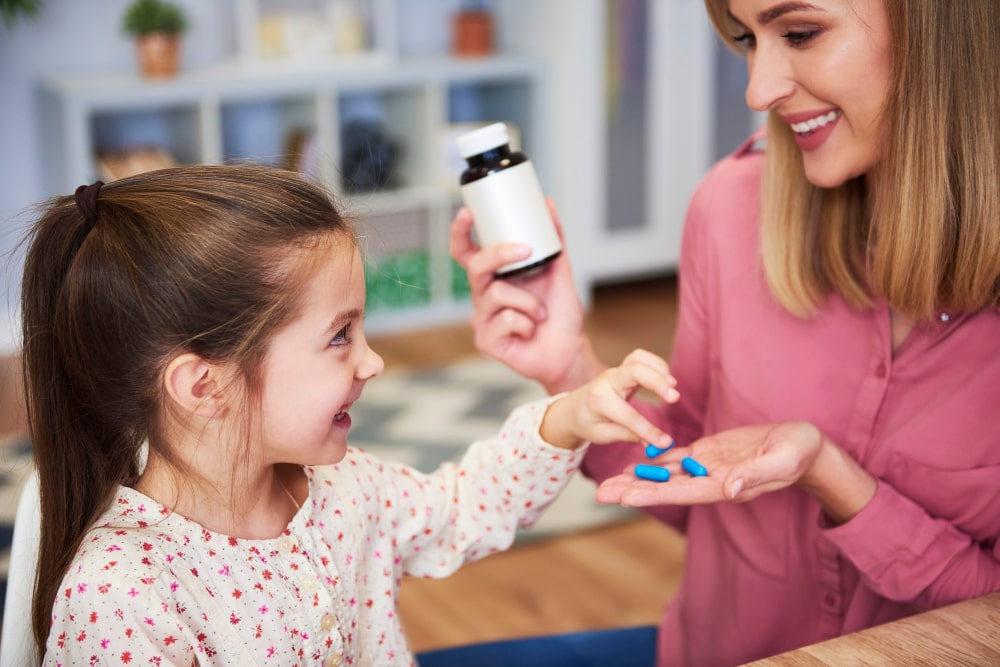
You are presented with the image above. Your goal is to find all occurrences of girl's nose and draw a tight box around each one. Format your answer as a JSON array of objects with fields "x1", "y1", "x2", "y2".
[
  {"x1": 744, "y1": 47, "x2": 795, "y2": 112},
  {"x1": 357, "y1": 340, "x2": 384, "y2": 381}
]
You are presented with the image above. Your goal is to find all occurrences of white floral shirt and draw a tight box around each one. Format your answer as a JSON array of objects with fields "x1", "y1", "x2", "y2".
[{"x1": 45, "y1": 398, "x2": 586, "y2": 666}]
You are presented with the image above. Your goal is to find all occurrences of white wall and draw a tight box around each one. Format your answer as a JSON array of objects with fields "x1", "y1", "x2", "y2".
[
  {"x1": 0, "y1": 0, "x2": 238, "y2": 354},
  {"x1": 0, "y1": 0, "x2": 751, "y2": 355}
]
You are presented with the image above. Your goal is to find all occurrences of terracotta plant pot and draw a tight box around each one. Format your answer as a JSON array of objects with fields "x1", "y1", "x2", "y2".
[
  {"x1": 136, "y1": 32, "x2": 181, "y2": 78},
  {"x1": 451, "y1": 10, "x2": 494, "y2": 58}
]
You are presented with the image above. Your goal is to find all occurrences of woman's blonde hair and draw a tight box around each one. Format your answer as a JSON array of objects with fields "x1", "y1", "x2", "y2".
[{"x1": 705, "y1": 0, "x2": 1000, "y2": 318}]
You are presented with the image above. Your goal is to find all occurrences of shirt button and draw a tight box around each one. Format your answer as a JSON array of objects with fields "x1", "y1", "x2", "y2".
[
  {"x1": 277, "y1": 536, "x2": 295, "y2": 553},
  {"x1": 321, "y1": 612, "x2": 336, "y2": 631},
  {"x1": 324, "y1": 653, "x2": 344, "y2": 667},
  {"x1": 875, "y1": 362, "x2": 887, "y2": 378},
  {"x1": 823, "y1": 593, "x2": 837, "y2": 608}
]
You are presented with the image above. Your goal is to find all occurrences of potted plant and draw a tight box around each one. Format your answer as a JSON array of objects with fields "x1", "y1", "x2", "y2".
[{"x1": 122, "y1": 0, "x2": 188, "y2": 78}]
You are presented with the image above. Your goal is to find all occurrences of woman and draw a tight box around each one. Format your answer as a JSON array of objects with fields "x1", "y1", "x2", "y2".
[{"x1": 449, "y1": 1, "x2": 1000, "y2": 665}]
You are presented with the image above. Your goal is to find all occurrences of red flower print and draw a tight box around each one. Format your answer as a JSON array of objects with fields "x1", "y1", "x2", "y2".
[{"x1": 120, "y1": 650, "x2": 133, "y2": 663}]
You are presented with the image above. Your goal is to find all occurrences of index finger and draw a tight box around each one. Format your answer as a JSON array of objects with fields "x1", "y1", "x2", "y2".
[
  {"x1": 448, "y1": 207, "x2": 479, "y2": 269},
  {"x1": 596, "y1": 471, "x2": 728, "y2": 507}
]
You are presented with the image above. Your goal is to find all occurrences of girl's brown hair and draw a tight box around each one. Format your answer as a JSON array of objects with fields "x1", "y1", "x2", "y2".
[
  {"x1": 21, "y1": 164, "x2": 352, "y2": 658},
  {"x1": 704, "y1": 0, "x2": 1000, "y2": 318}
]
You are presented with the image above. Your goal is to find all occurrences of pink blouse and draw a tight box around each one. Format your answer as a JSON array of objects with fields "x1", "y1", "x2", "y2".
[
  {"x1": 582, "y1": 134, "x2": 1000, "y2": 666},
  {"x1": 46, "y1": 398, "x2": 585, "y2": 666}
]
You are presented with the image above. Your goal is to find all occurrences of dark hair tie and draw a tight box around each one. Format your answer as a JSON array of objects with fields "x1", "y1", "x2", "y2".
[{"x1": 74, "y1": 180, "x2": 104, "y2": 231}]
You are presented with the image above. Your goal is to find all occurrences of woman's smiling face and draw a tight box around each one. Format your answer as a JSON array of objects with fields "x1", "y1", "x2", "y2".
[{"x1": 729, "y1": 0, "x2": 893, "y2": 187}]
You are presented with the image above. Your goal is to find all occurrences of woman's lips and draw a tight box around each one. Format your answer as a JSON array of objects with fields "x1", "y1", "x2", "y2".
[{"x1": 785, "y1": 110, "x2": 842, "y2": 151}]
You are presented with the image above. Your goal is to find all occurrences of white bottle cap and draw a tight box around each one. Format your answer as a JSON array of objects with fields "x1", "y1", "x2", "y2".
[{"x1": 456, "y1": 122, "x2": 510, "y2": 159}]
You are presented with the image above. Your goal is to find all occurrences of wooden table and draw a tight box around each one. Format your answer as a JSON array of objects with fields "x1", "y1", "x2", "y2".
[{"x1": 744, "y1": 592, "x2": 1000, "y2": 666}]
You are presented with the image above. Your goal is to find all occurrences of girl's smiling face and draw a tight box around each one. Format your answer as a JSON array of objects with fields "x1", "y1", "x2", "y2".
[
  {"x1": 729, "y1": 0, "x2": 893, "y2": 187},
  {"x1": 258, "y1": 235, "x2": 383, "y2": 467}
]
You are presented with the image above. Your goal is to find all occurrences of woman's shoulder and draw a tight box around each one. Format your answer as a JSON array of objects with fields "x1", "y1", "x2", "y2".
[
  {"x1": 683, "y1": 129, "x2": 766, "y2": 247},
  {"x1": 694, "y1": 129, "x2": 766, "y2": 206}
]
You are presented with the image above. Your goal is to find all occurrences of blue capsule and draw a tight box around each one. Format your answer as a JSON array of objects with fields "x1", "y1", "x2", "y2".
[
  {"x1": 645, "y1": 441, "x2": 675, "y2": 458},
  {"x1": 681, "y1": 456, "x2": 708, "y2": 477},
  {"x1": 635, "y1": 464, "x2": 671, "y2": 483}
]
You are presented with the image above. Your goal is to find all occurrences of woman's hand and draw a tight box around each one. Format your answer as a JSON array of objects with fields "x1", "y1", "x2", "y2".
[
  {"x1": 595, "y1": 421, "x2": 877, "y2": 523},
  {"x1": 449, "y1": 202, "x2": 605, "y2": 394},
  {"x1": 540, "y1": 349, "x2": 679, "y2": 450},
  {"x1": 596, "y1": 422, "x2": 824, "y2": 504}
]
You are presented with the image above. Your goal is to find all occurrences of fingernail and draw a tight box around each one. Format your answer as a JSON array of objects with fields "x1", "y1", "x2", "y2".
[
  {"x1": 507, "y1": 244, "x2": 531, "y2": 259},
  {"x1": 729, "y1": 479, "x2": 744, "y2": 498}
]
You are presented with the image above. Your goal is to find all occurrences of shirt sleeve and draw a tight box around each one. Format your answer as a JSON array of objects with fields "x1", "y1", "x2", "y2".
[
  {"x1": 357, "y1": 396, "x2": 587, "y2": 578},
  {"x1": 824, "y1": 480, "x2": 1000, "y2": 610}
]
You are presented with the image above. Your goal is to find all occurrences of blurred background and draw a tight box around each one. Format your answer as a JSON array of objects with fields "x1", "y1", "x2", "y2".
[{"x1": 0, "y1": 0, "x2": 755, "y2": 355}]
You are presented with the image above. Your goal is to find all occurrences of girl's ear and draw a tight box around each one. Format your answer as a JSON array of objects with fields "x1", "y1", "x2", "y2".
[{"x1": 164, "y1": 353, "x2": 229, "y2": 418}]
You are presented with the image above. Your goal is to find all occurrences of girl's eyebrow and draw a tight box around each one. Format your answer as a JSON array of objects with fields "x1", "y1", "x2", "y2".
[{"x1": 322, "y1": 308, "x2": 362, "y2": 336}]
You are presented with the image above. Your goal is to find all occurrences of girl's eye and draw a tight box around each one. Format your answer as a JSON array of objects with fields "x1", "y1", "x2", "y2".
[
  {"x1": 782, "y1": 30, "x2": 819, "y2": 47},
  {"x1": 330, "y1": 324, "x2": 351, "y2": 347}
]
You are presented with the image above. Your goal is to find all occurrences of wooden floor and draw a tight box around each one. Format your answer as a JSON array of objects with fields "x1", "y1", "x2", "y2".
[
  {"x1": 372, "y1": 274, "x2": 685, "y2": 653},
  {"x1": 0, "y1": 273, "x2": 686, "y2": 654}
]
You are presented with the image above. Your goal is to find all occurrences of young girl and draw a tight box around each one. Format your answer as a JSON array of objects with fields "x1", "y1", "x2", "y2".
[{"x1": 21, "y1": 165, "x2": 678, "y2": 665}]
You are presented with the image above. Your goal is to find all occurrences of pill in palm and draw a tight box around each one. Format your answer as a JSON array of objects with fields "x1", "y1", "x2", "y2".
[
  {"x1": 645, "y1": 441, "x2": 675, "y2": 458},
  {"x1": 682, "y1": 456, "x2": 708, "y2": 477},
  {"x1": 635, "y1": 464, "x2": 671, "y2": 482}
]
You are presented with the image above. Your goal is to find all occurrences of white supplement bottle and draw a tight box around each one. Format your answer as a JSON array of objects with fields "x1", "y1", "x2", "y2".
[{"x1": 457, "y1": 122, "x2": 562, "y2": 277}]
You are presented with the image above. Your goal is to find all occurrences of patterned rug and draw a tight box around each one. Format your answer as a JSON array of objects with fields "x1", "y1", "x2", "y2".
[{"x1": 0, "y1": 357, "x2": 635, "y2": 634}]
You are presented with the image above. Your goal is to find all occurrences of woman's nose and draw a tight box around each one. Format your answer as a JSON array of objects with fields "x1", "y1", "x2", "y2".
[{"x1": 744, "y1": 47, "x2": 795, "y2": 112}]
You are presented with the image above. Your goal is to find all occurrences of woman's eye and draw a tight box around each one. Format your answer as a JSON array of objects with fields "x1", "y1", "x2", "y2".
[
  {"x1": 732, "y1": 32, "x2": 756, "y2": 50},
  {"x1": 782, "y1": 30, "x2": 819, "y2": 46},
  {"x1": 330, "y1": 324, "x2": 350, "y2": 347}
]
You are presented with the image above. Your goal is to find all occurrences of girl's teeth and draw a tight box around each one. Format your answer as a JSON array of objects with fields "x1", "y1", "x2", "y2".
[{"x1": 791, "y1": 110, "x2": 840, "y2": 134}]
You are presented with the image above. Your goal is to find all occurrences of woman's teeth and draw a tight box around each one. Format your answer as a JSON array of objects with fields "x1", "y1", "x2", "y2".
[
  {"x1": 790, "y1": 110, "x2": 841, "y2": 135},
  {"x1": 334, "y1": 411, "x2": 347, "y2": 422}
]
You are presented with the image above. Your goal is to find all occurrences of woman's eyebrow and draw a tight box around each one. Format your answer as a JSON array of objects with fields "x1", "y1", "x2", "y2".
[{"x1": 757, "y1": 1, "x2": 821, "y2": 26}]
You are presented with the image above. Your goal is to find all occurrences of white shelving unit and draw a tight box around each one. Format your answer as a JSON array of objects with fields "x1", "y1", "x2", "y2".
[{"x1": 38, "y1": 55, "x2": 545, "y2": 335}]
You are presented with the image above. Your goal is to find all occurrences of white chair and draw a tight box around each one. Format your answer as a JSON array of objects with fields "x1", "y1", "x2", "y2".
[{"x1": 1, "y1": 469, "x2": 41, "y2": 666}]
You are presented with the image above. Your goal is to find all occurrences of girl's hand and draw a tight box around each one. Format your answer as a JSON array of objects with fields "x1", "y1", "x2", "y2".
[
  {"x1": 595, "y1": 422, "x2": 826, "y2": 506},
  {"x1": 540, "y1": 349, "x2": 679, "y2": 450},
  {"x1": 449, "y1": 202, "x2": 605, "y2": 394}
]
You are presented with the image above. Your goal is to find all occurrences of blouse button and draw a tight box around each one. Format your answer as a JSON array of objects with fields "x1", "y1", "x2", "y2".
[
  {"x1": 321, "y1": 612, "x2": 336, "y2": 631},
  {"x1": 277, "y1": 536, "x2": 295, "y2": 553},
  {"x1": 875, "y1": 362, "x2": 887, "y2": 379},
  {"x1": 324, "y1": 653, "x2": 344, "y2": 667},
  {"x1": 823, "y1": 593, "x2": 837, "y2": 608}
]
